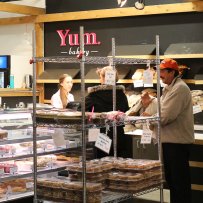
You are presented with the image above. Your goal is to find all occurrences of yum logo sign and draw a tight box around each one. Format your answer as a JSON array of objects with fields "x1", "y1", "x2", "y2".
[{"x1": 56, "y1": 29, "x2": 101, "y2": 56}]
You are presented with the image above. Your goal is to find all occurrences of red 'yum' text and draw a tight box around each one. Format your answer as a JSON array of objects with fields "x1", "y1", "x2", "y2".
[{"x1": 56, "y1": 29, "x2": 101, "y2": 46}]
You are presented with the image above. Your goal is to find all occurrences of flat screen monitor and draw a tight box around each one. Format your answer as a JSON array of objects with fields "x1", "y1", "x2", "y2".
[{"x1": 0, "y1": 55, "x2": 9, "y2": 69}]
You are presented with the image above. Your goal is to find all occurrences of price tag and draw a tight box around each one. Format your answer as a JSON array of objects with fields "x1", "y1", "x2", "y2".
[
  {"x1": 143, "y1": 68, "x2": 153, "y2": 86},
  {"x1": 0, "y1": 150, "x2": 6, "y2": 156},
  {"x1": 95, "y1": 133, "x2": 112, "y2": 154},
  {"x1": 141, "y1": 125, "x2": 152, "y2": 144},
  {"x1": 52, "y1": 128, "x2": 66, "y2": 147},
  {"x1": 28, "y1": 146, "x2": 33, "y2": 154},
  {"x1": 10, "y1": 166, "x2": 17, "y2": 175},
  {"x1": 26, "y1": 182, "x2": 34, "y2": 189},
  {"x1": 6, "y1": 186, "x2": 12, "y2": 198},
  {"x1": 42, "y1": 144, "x2": 47, "y2": 151},
  {"x1": 105, "y1": 70, "x2": 116, "y2": 85},
  {"x1": 10, "y1": 147, "x2": 16, "y2": 155},
  {"x1": 88, "y1": 129, "x2": 100, "y2": 142},
  {"x1": 0, "y1": 168, "x2": 4, "y2": 176},
  {"x1": 133, "y1": 80, "x2": 143, "y2": 87},
  {"x1": 193, "y1": 105, "x2": 202, "y2": 114}
]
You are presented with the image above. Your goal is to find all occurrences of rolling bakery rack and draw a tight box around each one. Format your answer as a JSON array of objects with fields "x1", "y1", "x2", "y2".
[{"x1": 31, "y1": 26, "x2": 163, "y2": 203}]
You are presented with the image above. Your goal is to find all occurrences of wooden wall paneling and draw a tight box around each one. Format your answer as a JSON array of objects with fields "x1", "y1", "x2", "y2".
[{"x1": 35, "y1": 23, "x2": 44, "y2": 103}]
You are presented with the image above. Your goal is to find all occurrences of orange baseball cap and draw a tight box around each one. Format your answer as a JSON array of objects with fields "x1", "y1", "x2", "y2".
[{"x1": 160, "y1": 58, "x2": 179, "y2": 71}]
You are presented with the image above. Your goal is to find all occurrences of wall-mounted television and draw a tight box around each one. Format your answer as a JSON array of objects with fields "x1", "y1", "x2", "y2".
[
  {"x1": 0, "y1": 55, "x2": 10, "y2": 88},
  {"x1": 0, "y1": 55, "x2": 10, "y2": 69}
]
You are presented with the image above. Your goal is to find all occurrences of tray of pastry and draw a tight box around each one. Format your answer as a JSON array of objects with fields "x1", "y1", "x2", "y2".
[
  {"x1": 37, "y1": 177, "x2": 102, "y2": 203},
  {"x1": 67, "y1": 160, "x2": 113, "y2": 174}
]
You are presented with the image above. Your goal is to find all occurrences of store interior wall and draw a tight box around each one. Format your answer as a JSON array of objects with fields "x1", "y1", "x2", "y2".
[
  {"x1": 0, "y1": 24, "x2": 33, "y2": 88},
  {"x1": 0, "y1": 0, "x2": 45, "y2": 88}
]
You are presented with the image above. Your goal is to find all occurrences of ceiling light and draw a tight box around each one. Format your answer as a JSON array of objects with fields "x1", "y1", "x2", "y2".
[
  {"x1": 117, "y1": 0, "x2": 127, "y2": 7},
  {"x1": 135, "y1": 0, "x2": 145, "y2": 10}
]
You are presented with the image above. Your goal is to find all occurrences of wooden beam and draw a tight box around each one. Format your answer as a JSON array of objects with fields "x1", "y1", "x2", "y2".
[
  {"x1": 36, "y1": 1, "x2": 203, "y2": 23},
  {"x1": 164, "y1": 54, "x2": 203, "y2": 59},
  {"x1": 35, "y1": 23, "x2": 44, "y2": 103},
  {"x1": 0, "y1": 2, "x2": 45, "y2": 15},
  {"x1": 192, "y1": 184, "x2": 203, "y2": 191},
  {"x1": 190, "y1": 161, "x2": 203, "y2": 168},
  {"x1": 0, "y1": 16, "x2": 36, "y2": 25}
]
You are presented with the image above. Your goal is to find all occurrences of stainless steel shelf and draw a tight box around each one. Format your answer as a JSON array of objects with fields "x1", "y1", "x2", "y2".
[
  {"x1": 0, "y1": 191, "x2": 33, "y2": 203},
  {"x1": 33, "y1": 56, "x2": 157, "y2": 65},
  {"x1": 0, "y1": 135, "x2": 51, "y2": 146},
  {"x1": 0, "y1": 146, "x2": 80, "y2": 162},
  {"x1": 102, "y1": 191, "x2": 133, "y2": 203},
  {"x1": 102, "y1": 186, "x2": 160, "y2": 203},
  {"x1": 36, "y1": 116, "x2": 159, "y2": 130},
  {"x1": 0, "y1": 166, "x2": 66, "y2": 182}
]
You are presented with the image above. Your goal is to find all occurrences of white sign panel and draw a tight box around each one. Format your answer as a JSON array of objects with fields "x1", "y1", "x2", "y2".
[
  {"x1": 95, "y1": 133, "x2": 112, "y2": 154},
  {"x1": 105, "y1": 70, "x2": 116, "y2": 85}
]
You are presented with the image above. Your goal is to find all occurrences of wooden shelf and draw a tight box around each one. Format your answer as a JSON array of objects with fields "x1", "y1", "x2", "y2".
[
  {"x1": 190, "y1": 161, "x2": 203, "y2": 168},
  {"x1": 37, "y1": 79, "x2": 201, "y2": 85},
  {"x1": 35, "y1": 2, "x2": 203, "y2": 23},
  {"x1": 163, "y1": 54, "x2": 203, "y2": 59},
  {"x1": 0, "y1": 88, "x2": 39, "y2": 97}
]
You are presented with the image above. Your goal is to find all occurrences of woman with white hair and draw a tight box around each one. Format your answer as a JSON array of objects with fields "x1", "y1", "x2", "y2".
[{"x1": 85, "y1": 66, "x2": 132, "y2": 158}]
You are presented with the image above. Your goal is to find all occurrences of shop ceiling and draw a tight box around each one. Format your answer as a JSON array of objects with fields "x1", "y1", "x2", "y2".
[{"x1": 0, "y1": 0, "x2": 203, "y2": 24}]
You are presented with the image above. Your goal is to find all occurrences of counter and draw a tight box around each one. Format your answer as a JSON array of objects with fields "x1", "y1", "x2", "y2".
[{"x1": 0, "y1": 88, "x2": 39, "y2": 97}]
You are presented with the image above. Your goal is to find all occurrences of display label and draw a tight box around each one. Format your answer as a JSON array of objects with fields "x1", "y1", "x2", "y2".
[
  {"x1": 134, "y1": 80, "x2": 143, "y2": 87},
  {"x1": 26, "y1": 182, "x2": 34, "y2": 189},
  {"x1": 95, "y1": 133, "x2": 112, "y2": 154},
  {"x1": 105, "y1": 70, "x2": 116, "y2": 85},
  {"x1": 141, "y1": 125, "x2": 152, "y2": 144},
  {"x1": 88, "y1": 128, "x2": 100, "y2": 142},
  {"x1": 193, "y1": 105, "x2": 202, "y2": 114},
  {"x1": 10, "y1": 166, "x2": 17, "y2": 175},
  {"x1": 143, "y1": 68, "x2": 153, "y2": 87},
  {"x1": 52, "y1": 128, "x2": 66, "y2": 147},
  {"x1": 0, "y1": 168, "x2": 4, "y2": 175}
]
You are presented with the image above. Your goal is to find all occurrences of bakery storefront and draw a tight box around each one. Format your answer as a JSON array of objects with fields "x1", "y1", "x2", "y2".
[{"x1": 0, "y1": 0, "x2": 203, "y2": 203}]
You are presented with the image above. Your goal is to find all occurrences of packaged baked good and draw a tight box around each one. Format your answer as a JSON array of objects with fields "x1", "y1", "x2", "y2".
[{"x1": 0, "y1": 130, "x2": 8, "y2": 140}]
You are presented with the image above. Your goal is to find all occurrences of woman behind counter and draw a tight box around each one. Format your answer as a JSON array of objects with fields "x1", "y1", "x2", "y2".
[
  {"x1": 51, "y1": 74, "x2": 74, "y2": 108},
  {"x1": 85, "y1": 66, "x2": 132, "y2": 158}
]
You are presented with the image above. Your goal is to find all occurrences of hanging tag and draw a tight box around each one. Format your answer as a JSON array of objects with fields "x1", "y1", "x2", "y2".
[
  {"x1": 6, "y1": 186, "x2": 12, "y2": 199},
  {"x1": 134, "y1": 80, "x2": 143, "y2": 87},
  {"x1": 88, "y1": 128, "x2": 100, "y2": 142},
  {"x1": 52, "y1": 128, "x2": 66, "y2": 147},
  {"x1": 95, "y1": 133, "x2": 112, "y2": 154},
  {"x1": 143, "y1": 68, "x2": 153, "y2": 87},
  {"x1": 10, "y1": 166, "x2": 17, "y2": 175},
  {"x1": 141, "y1": 124, "x2": 152, "y2": 144},
  {"x1": 0, "y1": 168, "x2": 4, "y2": 176},
  {"x1": 26, "y1": 182, "x2": 34, "y2": 189},
  {"x1": 105, "y1": 70, "x2": 116, "y2": 85},
  {"x1": 193, "y1": 105, "x2": 202, "y2": 114}
]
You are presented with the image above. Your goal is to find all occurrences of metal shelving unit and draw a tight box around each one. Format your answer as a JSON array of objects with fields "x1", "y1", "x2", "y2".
[{"x1": 31, "y1": 26, "x2": 163, "y2": 203}]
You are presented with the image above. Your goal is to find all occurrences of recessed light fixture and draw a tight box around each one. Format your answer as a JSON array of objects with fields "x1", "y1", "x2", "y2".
[{"x1": 135, "y1": 0, "x2": 145, "y2": 10}]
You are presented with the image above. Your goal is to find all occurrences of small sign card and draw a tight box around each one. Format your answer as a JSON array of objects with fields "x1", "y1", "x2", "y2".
[
  {"x1": 193, "y1": 105, "x2": 202, "y2": 114},
  {"x1": 105, "y1": 70, "x2": 116, "y2": 85},
  {"x1": 95, "y1": 133, "x2": 112, "y2": 154},
  {"x1": 143, "y1": 68, "x2": 153, "y2": 87},
  {"x1": 141, "y1": 125, "x2": 152, "y2": 144},
  {"x1": 88, "y1": 128, "x2": 100, "y2": 142},
  {"x1": 134, "y1": 80, "x2": 143, "y2": 87},
  {"x1": 52, "y1": 128, "x2": 66, "y2": 147}
]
